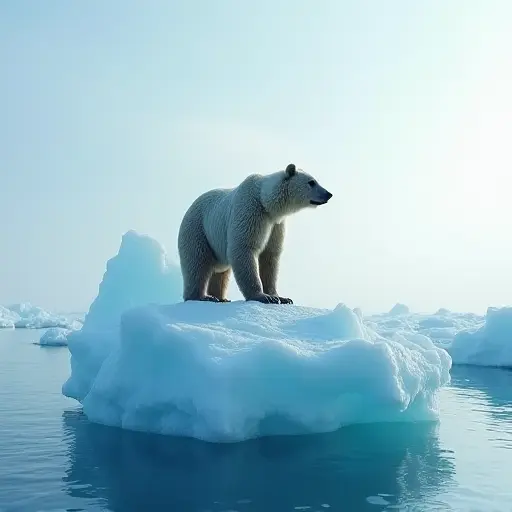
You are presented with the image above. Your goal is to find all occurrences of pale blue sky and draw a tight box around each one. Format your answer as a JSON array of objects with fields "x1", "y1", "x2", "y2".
[{"x1": 1, "y1": 1, "x2": 511, "y2": 314}]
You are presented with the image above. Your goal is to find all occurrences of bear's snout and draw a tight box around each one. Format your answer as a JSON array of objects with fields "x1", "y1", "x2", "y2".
[{"x1": 310, "y1": 188, "x2": 333, "y2": 206}]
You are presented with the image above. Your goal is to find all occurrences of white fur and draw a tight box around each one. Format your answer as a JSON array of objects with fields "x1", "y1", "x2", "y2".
[{"x1": 177, "y1": 164, "x2": 332, "y2": 304}]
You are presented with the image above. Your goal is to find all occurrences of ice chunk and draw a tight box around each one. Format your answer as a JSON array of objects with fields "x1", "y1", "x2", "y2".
[
  {"x1": 37, "y1": 327, "x2": 71, "y2": 346},
  {"x1": 449, "y1": 307, "x2": 512, "y2": 367},
  {"x1": 63, "y1": 300, "x2": 451, "y2": 443}
]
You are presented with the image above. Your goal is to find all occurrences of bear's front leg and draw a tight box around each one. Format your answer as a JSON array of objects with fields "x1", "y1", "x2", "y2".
[
  {"x1": 258, "y1": 224, "x2": 293, "y2": 305},
  {"x1": 258, "y1": 252, "x2": 293, "y2": 304},
  {"x1": 230, "y1": 250, "x2": 282, "y2": 304}
]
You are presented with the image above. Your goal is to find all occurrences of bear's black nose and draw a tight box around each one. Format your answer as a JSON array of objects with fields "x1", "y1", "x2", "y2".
[{"x1": 325, "y1": 191, "x2": 333, "y2": 200}]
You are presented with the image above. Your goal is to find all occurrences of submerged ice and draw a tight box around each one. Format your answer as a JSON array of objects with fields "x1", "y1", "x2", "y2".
[{"x1": 62, "y1": 231, "x2": 452, "y2": 443}]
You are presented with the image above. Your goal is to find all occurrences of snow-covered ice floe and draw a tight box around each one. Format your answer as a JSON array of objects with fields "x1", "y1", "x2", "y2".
[
  {"x1": 65, "y1": 301, "x2": 451, "y2": 443},
  {"x1": 0, "y1": 302, "x2": 82, "y2": 330},
  {"x1": 448, "y1": 307, "x2": 512, "y2": 368},
  {"x1": 62, "y1": 231, "x2": 452, "y2": 443}
]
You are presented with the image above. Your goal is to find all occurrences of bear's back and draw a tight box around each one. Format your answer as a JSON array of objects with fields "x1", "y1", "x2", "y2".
[{"x1": 201, "y1": 175, "x2": 263, "y2": 264}]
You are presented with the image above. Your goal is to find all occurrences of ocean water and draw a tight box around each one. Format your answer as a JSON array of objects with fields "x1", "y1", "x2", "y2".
[{"x1": 1, "y1": 330, "x2": 511, "y2": 512}]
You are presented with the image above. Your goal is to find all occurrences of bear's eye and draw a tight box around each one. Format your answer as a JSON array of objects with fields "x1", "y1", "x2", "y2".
[{"x1": 308, "y1": 179, "x2": 316, "y2": 187}]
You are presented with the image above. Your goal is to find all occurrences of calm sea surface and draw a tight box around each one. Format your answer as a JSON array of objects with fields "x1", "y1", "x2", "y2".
[{"x1": 1, "y1": 329, "x2": 511, "y2": 512}]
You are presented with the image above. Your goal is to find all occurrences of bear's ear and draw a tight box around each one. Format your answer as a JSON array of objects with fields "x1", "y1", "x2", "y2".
[{"x1": 285, "y1": 163, "x2": 296, "y2": 178}]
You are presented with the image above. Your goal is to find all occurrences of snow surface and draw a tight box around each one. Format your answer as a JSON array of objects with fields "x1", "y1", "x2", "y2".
[
  {"x1": 62, "y1": 230, "x2": 452, "y2": 443},
  {"x1": 448, "y1": 307, "x2": 512, "y2": 367},
  {"x1": 0, "y1": 302, "x2": 81, "y2": 330}
]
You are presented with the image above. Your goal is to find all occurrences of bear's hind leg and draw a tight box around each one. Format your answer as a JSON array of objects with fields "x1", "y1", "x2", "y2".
[
  {"x1": 180, "y1": 229, "x2": 219, "y2": 303},
  {"x1": 183, "y1": 264, "x2": 219, "y2": 302},
  {"x1": 207, "y1": 269, "x2": 231, "y2": 302}
]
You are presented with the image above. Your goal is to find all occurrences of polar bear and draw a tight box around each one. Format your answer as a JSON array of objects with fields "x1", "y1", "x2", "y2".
[{"x1": 178, "y1": 163, "x2": 333, "y2": 304}]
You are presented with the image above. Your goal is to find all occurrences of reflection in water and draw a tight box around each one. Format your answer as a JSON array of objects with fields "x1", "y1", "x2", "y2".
[
  {"x1": 450, "y1": 365, "x2": 512, "y2": 404},
  {"x1": 439, "y1": 366, "x2": 512, "y2": 509},
  {"x1": 451, "y1": 366, "x2": 512, "y2": 436},
  {"x1": 62, "y1": 411, "x2": 455, "y2": 511}
]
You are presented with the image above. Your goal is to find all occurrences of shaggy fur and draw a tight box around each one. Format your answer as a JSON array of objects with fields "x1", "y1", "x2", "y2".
[{"x1": 178, "y1": 163, "x2": 333, "y2": 304}]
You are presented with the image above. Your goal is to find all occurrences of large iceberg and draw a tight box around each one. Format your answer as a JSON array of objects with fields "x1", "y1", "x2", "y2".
[
  {"x1": 448, "y1": 307, "x2": 512, "y2": 368},
  {"x1": 62, "y1": 230, "x2": 452, "y2": 443}
]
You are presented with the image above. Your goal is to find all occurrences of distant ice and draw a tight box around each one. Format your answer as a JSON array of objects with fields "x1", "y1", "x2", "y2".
[
  {"x1": 364, "y1": 307, "x2": 512, "y2": 368},
  {"x1": 0, "y1": 302, "x2": 81, "y2": 330},
  {"x1": 62, "y1": 230, "x2": 451, "y2": 443},
  {"x1": 366, "y1": 310, "x2": 484, "y2": 347},
  {"x1": 0, "y1": 305, "x2": 18, "y2": 328},
  {"x1": 389, "y1": 303, "x2": 410, "y2": 316},
  {"x1": 448, "y1": 307, "x2": 512, "y2": 368}
]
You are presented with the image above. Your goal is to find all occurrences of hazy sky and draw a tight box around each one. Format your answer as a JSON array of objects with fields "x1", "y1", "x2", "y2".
[{"x1": 1, "y1": 1, "x2": 511, "y2": 315}]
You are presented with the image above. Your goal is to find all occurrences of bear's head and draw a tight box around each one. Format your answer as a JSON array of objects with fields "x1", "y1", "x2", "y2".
[{"x1": 260, "y1": 163, "x2": 333, "y2": 219}]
